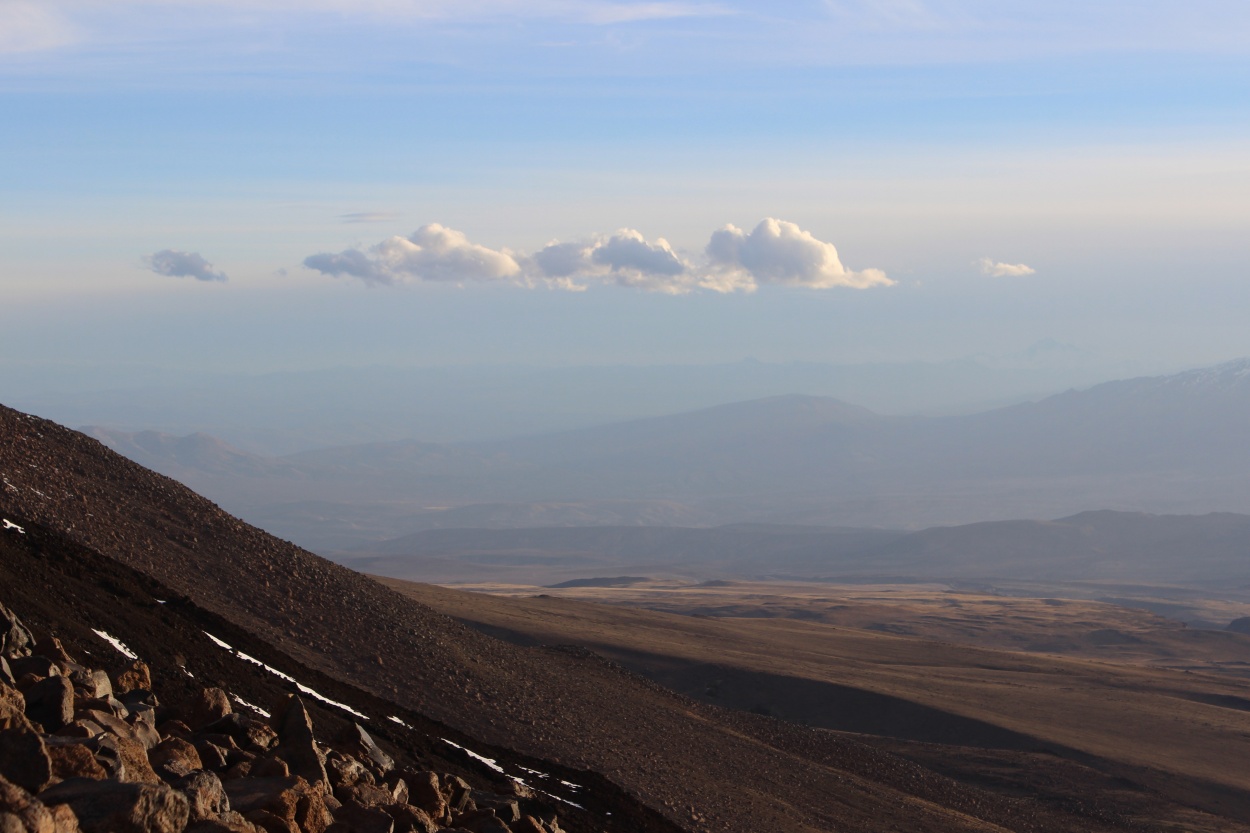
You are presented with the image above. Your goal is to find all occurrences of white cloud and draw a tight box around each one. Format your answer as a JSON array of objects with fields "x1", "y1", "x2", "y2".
[
  {"x1": 307, "y1": 219, "x2": 892, "y2": 295},
  {"x1": 304, "y1": 223, "x2": 521, "y2": 286},
  {"x1": 529, "y1": 229, "x2": 694, "y2": 293},
  {"x1": 978, "y1": 257, "x2": 1036, "y2": 277},
  {"x1": 705, "y1": 218, "x2": 892, "y2": 290},
  {"x1": 144, "y1": 249, "x2": 227, "y2": 282}
]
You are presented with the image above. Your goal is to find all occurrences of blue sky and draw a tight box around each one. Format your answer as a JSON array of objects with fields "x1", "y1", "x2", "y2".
[{"x1": 2, "y1": 1, "x2": 1249, "y2": 375}]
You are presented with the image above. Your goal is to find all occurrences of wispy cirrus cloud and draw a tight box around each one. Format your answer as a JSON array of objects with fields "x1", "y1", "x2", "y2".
[
  {"x1": 0, "y1": 2, "x2": 77, "y2": 54},
  {"x1": 339, "y1": 212, "x2": 401, "y2": 224},
  {"x1": 305, "y1": 218, "x2": 890, "y2": 295}
]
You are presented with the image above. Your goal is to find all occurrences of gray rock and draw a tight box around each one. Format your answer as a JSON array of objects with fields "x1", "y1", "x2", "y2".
[{"x1": 39, "y1": 777, "x2": 190, "y2": 833}]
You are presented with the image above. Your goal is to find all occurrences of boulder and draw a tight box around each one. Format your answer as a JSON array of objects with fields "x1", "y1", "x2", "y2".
[
  {"x1": 379, "y1": 804, "x2": 437, "y2": 833},
  {"x1": 325, "y1": 756, "x2": 371, "y2": 791},
  {"x1": 24, "y1": 678, "x2": 73, "y2": 733},
  {"x1": 0, "y1": 685, "x2": 33, "y2": 733},
  {"x1": 113, "y1": 664, "x2": 151, "y2": 696},
  {"x1": 9, "y1": 660, "x2": 58, "y2": 682},
  {"x1": 0, "y1": 604, "x2": 34, "y2": 659},
  {"x1": 149, "y1": 735, "x2": 205, "y2": 775},
  {"x1": 268, "y1": 697, "x2": 325, "y2": 787},
  {"x1": 185, "y1": 811, "x2": 259, "y2": 833},
  {"x1": 222, "y1": 776, "x2": 309, "y2": 822},
  {"x1": 0, "y1": 774, "x2": 55, "y2": 833},
  {"x1": 0, "y1": 730, "x2": 52, "y2": 793},
  {"x1": 172, "y1": 771, "x2": 229, "y2": 823},
  {"x1": 0, "y1": 658, "x2": 12, "y2": 688},
  {"x1": 46, "y1": 744, "x2": 107, "y2": 782},
  {"x1": 336, "y1": 727, "x2": 393, "y2": 775},
  {"x1": 39, "y1": 777, "x2": 190, "y2": 833},
  {"x1": 201, "y1": 717, "x2": 276, "y2": 757},
  {"x1": 397, "y1": 773, "x2": 442, "y2": 820},
  {"x1": 511, "y1": 818, "x2": 548, "y2": 833},
  {"x1": 187, "y1": 691, "x2": 231, "y2": 731},
  {"x1": 331, "y1": 803, "x2": 393, "y2": 833},
  {"x1": 112, "y1": 737, "x2": 160, "y2": 786}
]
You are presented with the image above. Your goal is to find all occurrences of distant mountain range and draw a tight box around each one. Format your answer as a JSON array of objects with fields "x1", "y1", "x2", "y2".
[
  {"x1": 84, "y1": 358, "x2": 1250, "y2": 551},
  {"x1": 341, "y1": 510, "x2": 1250, "y2": 590}
]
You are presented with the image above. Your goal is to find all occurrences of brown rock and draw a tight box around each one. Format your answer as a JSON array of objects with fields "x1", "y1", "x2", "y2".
[
  {"x1": 47, "y1": 744, "x2": 108, "y2": 782},
  {"x1": 0, "y1": 729, "x2": 52, "y2": 794},
  {"x1": 187, "y1": 690, "x2": 231, "y2": 731},
  {"x1": 0, "y1": 605, "x2": 35, "y2": 659},
  {"x1": 24, "y1": 678, "x2": 73, "y2": 732},
  {"x1": 379, "y1": 804, "x2": 437, "y2": 833},
  {"x1": 332, "y1": 785, "x2": 391, "y2": 810},
  {"x1": 46, "y1": 803, "x2": 81, "y2": 833},
  {"x1": 0, "y1": 686, "x2": 32, "y2": 733},
  {"x1": 52, "y1": 722, "x2": 101, "y2": 741},
  {"x1": 293, "y1": 788, "x2": 333, "y2": 833},
  {"x1": 268, "y1": 697, "x2": 325, "y2": 787},
  {"x1": 335, "y1": 727, "x2": 392, "y2": 775},
  {"x1": 242, "y1": 810, "x2": 296, "y2": 833},
  {"x1": 331, "y1": 804, "x2": 393, "y2": 833},
  {"x1": 173, "y1": 771, "x2": 229, "y2": 822},
  {"x1": 222, "y1": 776, "x2": 310, "y2": 822},
  {"x1": 0, "y1": 774, "x2": 55, "y2": 833},
  {"x1": 10, "y1": 661, "x2": 58, "y2": 682},
  {"x1": 325, "y1": 757, "x2": 371, "y2": 791},
  {"x1": 157, "y1": 721, "x2": 192, "y2": 742},
  {"x1": 72, "y1": 710, "x2": 134, "y2": 744},
  {"x1": 185, "y1": 811, "x2": 259, "y2": 833},
  {"x1": 73, "y1": 672, "x2": 112, "y2": 701},
  {"x1": 39, "y1": 777, "x2": 190, "y2": 833},
  {"x1": 511, "y1": 818, "x2": 547, "y2": 833},
  {"x1": 113, "y1": 664, "x2": 151, "y2": 696},
  {"x1": 192, "y1": 744, "x2": 228, "y2": 774},
  {"x1": 247, "y1": 759, "x2": 288, "y2": 780},
  {"x1": 84, "y1": 735, "x2": 124, "y2": 781},
  {"x1": 115, "y1": 737, "x2": 161, "y2": 785},
  {"x1": 397, "y1": 773, "x2": 442, "y2": 820},
  {"x1": 201, "y1": 717, "x2": 277, "y2": 757},
  {"x1": 148, "y1": 739, "x2": 202, "y2": 776}
]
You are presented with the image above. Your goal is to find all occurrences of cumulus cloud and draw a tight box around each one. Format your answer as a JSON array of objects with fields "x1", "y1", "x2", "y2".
[
  {"x1": 705, "y1": 218, "x2": 892, "y2": 290},
  {"x1": 304, "y1": 223, "x2": 521, "y2": 287},
  {"x1": 306, "y1": 218, "x2": 891, "y2": 295},
  {"x1": 978, "y1": 258, "x2": 1036, "y2": 277},
  {"x1": 144, "y1": 249, "x2": 228, "y2": 282}
]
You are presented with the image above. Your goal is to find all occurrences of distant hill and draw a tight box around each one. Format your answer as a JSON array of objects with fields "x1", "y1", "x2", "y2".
[
  {"x1": 343, "y1": 510, "x2": 1250, "y2": 588},
  {"x1": 86, "y1": 359, "x2": 1250, "y2": 551}
]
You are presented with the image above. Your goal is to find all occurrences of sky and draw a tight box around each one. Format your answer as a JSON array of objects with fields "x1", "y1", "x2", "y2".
[{"x1": 2, "y1": 1, "x2": 1249, "y2": 378}]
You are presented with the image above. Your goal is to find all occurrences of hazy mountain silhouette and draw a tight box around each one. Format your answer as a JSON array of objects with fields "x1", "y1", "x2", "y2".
[{"x1": 86, "y1": 359, "x2": 1250, "y2": 550}]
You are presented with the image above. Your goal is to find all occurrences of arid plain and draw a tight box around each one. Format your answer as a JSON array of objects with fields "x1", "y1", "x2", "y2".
[{"x1": 384, "y1": 575, "x2": 1250, "y2": 832}]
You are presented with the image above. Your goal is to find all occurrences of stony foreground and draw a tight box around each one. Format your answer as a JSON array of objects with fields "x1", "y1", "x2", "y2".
[{"x1": 0, "y1": 600, "x2": 565, "y2": 833}]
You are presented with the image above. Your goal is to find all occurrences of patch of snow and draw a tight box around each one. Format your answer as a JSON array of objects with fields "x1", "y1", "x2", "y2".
[
  {"x1": 204, "y1": 632, "x2": 233, "y2": 650},
  {"x1": 92, "y1": 629, "x2": 138, "y2": 659},
  {"x1": 441, "y1": 739, "x2": 506, "y2": 774},
  {"x1": 231, "y1": 694, "x2": 271, "y2": 718},
  {"x1": 203, "y1": 631, "x2": 369, "y2": 719},
  {"x1": 388, "y1": 716, "x2": 413, "y2": 729},
  {"x1": 2, "y1": 519, "x2": 25, "y2": 534}
]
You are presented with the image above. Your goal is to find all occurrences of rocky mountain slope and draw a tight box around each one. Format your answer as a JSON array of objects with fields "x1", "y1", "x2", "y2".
[{"x1": 2, "y1": 402, "x2": 1175, "y2": 832}]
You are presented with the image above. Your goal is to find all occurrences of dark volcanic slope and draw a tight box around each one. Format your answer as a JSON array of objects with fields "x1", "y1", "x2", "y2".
[{"x1": 1, "y1": 403, "x2": 1113, "y2": 833}]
